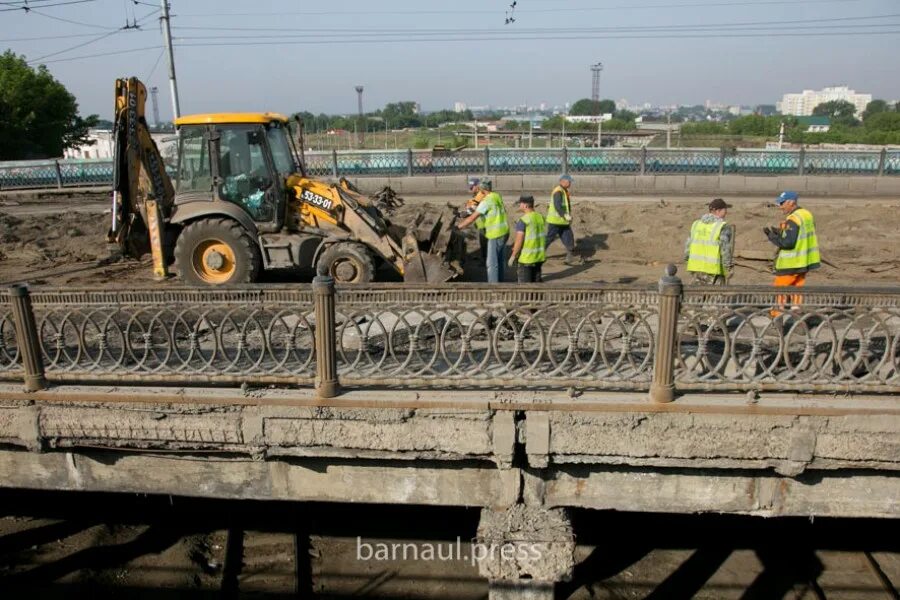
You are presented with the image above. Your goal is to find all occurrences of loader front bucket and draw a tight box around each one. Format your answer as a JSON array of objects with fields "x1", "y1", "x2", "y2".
[{"x1": 400, "y1": 205, "x2": 465, "y2": 283}]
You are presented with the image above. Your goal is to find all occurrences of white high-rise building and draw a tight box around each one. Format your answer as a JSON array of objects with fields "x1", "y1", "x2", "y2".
[
  {"x1": 453, "y1": 101, "x2": 467, "y2": 113},
  {"x1": 777, "y1": 86, "x2": 872, "y2": 117}
]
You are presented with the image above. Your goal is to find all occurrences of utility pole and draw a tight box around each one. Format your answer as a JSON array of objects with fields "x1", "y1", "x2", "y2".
[
  {"x1": 159, "y1": 0, "x2": 180, "y2": 119},
  {"x1": 597, "y1": 119, "x2": 602, "y2": 148},
  {"x1": 778, "y1": 121, "x2": 785, "y2": 149},
  {"x1": 149, "y1": 86, "x2": 161, "y2": 128},
  {"x1": 529, "y1": 120, "x2": 533, "y2": 149},
  {"x1": 355, "y1": 86, "x2": 364, "y2": 148},
  {"x1": 666, "y1": 112, "x2": 672, "y2": 149},
  {"x1": 474, "y1": 119, "x2": 478, "y2": 149}
]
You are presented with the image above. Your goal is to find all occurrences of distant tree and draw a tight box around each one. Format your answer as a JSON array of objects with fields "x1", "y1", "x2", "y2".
[
  {"x1": 863, "y1": 111, "x2": 900, "y2": 132},
  {"x1": 570, "y1": 98, "x2": 616, "y2": 116},
  {"x1": 862, "y1": 99, "x2": 890, "y2": 121},
  {"x1": 0, "y1": 50, "x2": 99, "y2": 159},
  {"x1": 812, "y1": 100, "x2": 858, "y2": 127},
  {"x1": 380, "y1": 102, "x2": 422, "y2": 128},
  {"x1": 613, "y1": 109, "x2": 637, "y2": 123}
]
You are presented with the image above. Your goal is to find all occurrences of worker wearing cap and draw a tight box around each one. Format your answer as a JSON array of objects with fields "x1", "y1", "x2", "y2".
[
  {"x1": 684, "y1": 198, "x2": 734, "y2": 285},
  {"x1": 545, "y1": 174, "x2": 584, "y2": 266},
  {"x1": 457, "y1": 179, "x2": 509, "y2": 283},
  {"x1": 765, "y1": 190, "x2": 820, "y2": 313},
  {"x1": 508, "y1": 195, "x2": 546, "y2": 283},
  {"x1": 463, "y1": 177, "x2": 489, "y2": 261}
]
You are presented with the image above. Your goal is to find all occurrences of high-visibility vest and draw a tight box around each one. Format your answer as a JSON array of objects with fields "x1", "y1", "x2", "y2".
[
  {"x1": 518, "y1": 211, "x2": 547, "y2": 265},
  {"x1": 481, "y1": 192, "x2": 509, "y2": 240},
  {"x1": 686, "y1": 218, "x2": 726, "y2": 276},
  {"x1": 468, "y1": 190, "x2": 487, "y2": 230},
  {"x1": 775, "y1": 207, "x2": 821, "y2": 274},
  {"x1": 546, "y1": 185, "x2": 571, "y2": 225}
]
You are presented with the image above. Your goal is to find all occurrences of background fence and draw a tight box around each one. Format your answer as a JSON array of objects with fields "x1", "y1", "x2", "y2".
[
  {"x1": 2, "y1": 148, "x2": 899, "y2": 190},
  {"x1": 2, "y1": 274, "x2": 899, "y2": 396}
]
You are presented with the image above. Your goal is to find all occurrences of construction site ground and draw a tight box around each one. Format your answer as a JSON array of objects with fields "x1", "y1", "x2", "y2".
[{"x1": 0, "y1": 192, "x2": 897, "y2": 287}]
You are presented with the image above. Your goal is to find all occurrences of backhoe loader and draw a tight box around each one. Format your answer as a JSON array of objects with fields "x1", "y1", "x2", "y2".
[{"x1": 107, "y1": 77, "x2": 464, "y2": 285}]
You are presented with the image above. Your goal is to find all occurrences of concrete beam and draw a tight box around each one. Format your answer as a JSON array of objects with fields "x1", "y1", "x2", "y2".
[
  {"x1": 539, "y1": 467, "x2": 900, "y2": 518},
  {"x1": 0, "y1": 449, "x2": 522, "y2": 507}
]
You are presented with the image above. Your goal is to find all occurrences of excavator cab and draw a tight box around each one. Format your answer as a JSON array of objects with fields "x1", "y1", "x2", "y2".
[{"x1": 175, "y1": 114, "x2": 294, "y2": 227}]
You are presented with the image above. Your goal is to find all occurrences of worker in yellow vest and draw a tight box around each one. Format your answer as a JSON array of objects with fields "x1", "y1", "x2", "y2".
[
  {"x1": 683, "y1": 198, "x2": 734, "y2": 285},
  {"x1": 462, "y1": 177, "x2": 489, "y2": 261},
  {"x1": 508, "y1": 195, "x2": 547, "y2": 283},
  {"x1": 457, "y1": 179, "x2": 509, "y2": 282},
  {"x1": 764, "y1": 191, "x2": 821, "y2": 314},
  {"x1": 545, "y1": 174, "x2": 584, "y2": 266}
]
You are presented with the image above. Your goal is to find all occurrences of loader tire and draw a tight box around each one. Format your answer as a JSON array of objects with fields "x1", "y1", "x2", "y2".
[
  {"x1": 174, "y1": 218, "x2": 261, "y2": 286},
  {"x1": 317, "y1": 242, "x2": 376, "y2": 284}
]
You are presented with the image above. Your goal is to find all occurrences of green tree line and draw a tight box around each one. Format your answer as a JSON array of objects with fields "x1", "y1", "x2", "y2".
[{"x1": 681, "y1": 100, "x2": 900, "y2": 144}]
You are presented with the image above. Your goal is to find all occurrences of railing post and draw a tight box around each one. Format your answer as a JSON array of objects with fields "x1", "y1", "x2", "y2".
[
  {"x1": 718, "y1": 147, "x2": 726, "y2": 176},
  {"x1": 639, "y1": 146, "x2": 647, "y2": 176},
  {"x1": 649, "y1": 265, "x2": 682, "y2": 404},
  {"x1": 561, "y1": 146, "x2": 568, "y2": 174},
  {"x1": 483, "y1": 146, "x2": 490, "y2": 177},
  {"x1": 313, "y1": 269, "x2": 340, "y2": 398},
  {"x1": 877, "y1": 148, "x2": 886, "y2": 177},
  {"x1": 8, "y1": 284, "x2": 47, "y2": 392},
  {"x1": 798, "y1": 147, "x2": 805, "y2": 176},
  {"x1": 54, "y1": 160, "x2": 63, "y2": 189},
  {"x1": 331, "y1": 149, "x2": 339, "y2": 178},
  {"x1": 407, "y1": 149, "x2": 414, "y2": 177}
]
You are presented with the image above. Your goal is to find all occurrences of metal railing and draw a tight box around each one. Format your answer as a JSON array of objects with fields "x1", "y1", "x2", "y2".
[
  {"x1": 2, "y1": 271, "x2": 899, "y2": 397},
  {"x1": 2, "y1": 148, "x2": 898, "y2": 190}
]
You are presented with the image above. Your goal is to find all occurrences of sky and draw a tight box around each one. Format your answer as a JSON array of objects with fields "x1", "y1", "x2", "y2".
[{"x1": 2, "y1": 0, "x2": 899, "y2": 122}]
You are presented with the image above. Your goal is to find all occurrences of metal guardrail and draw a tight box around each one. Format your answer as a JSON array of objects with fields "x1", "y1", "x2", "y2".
[
  {"x1": 2, "y1": 272, "x2": 899, "y2": 396},
  {"x1": 2, "y1": 148, "x2": 898, "y2": 190}
]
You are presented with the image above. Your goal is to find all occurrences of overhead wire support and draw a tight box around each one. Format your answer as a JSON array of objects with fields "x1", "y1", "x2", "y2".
[{"x1": 160, "y1": 0, "x2": 181, "y2": 119}]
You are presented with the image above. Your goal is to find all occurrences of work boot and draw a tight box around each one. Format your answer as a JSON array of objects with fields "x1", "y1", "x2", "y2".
[{"x1": 564, "y1": 252, "x2": 585, "y2": 266}]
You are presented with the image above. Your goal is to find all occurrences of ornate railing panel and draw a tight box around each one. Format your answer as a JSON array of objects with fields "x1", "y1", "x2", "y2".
[
  {"x1": 417, "y1": 149, "x2": 485, "y2": 175},
  {"x1": 803, "y1": 150, "x2": 882, "y2": 175},
  {"x1": 303, "y1": 152, "x2": 333, "y2": 177},
  {"x1": 885, "y1": 150, "x2": 900, "y2": 175},
  {"x1": 333, "y1": 286, "x2": 658, "y2": 388},
  {"x1": 0, "y1": 304, "x2": 19, "y2": 375},
  {"x1": 726, "y1": 150, "x2": 799, "y2": 175},
  {"x1": 645, "y1": 149, "x2": 720, "y2": 174},
  {"x1": 568, "y1": 149, "x2": 641, "y2": 174},
  {"x1": 10, "y1": 289, "x2": 316, "y2": 384},
  {"x1": 678, "y1": 287, "x2": 900, "y2": 392},
  {"x1": 489, "y1": 149, "x2": 563, "y2": 174}
]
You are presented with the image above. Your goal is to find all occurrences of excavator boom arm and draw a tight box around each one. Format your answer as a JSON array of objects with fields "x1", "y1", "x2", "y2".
[{"x1": 108, "y1": 77, "x2": 174, "y2": 277}]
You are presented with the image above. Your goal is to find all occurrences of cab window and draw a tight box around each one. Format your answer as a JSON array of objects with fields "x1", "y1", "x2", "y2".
[
  {"x1": 217, "y1": 125, "x2": 275, "y2": 222},
  {"x1": 176, "y1": 127, "x2": 212, "y2": 193}
]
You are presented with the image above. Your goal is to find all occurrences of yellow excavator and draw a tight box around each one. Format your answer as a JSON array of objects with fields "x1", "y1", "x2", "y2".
[{"x1": 107, "y1": 77, "x2": 464, "y2": 285}]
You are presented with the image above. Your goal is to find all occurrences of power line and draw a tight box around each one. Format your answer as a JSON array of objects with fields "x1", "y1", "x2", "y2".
[
  {"x1": 174, "y1": 0, "x2": 864, "y2": 18},
  {"x1": 173, "y1": 29, "x2": 900, "y2": 49},
  {"x1": 25, "y1": 7, "x2": 115, "y2": 28},
  {"x1": 173, "y1": 22, "x2": 900, "y2": 41},
  {"x1": 28, "y1": 28, "x2": 123, "y2": 63},
  {"x1": 170, "y1": 12, "x2": 900, "y2": 34},
  {"x1": 0, "y1": 0, "x2": 95, "y2": 12},
  {"x1": 31, "y1": 44, "x2": 162, "y2": 64}
]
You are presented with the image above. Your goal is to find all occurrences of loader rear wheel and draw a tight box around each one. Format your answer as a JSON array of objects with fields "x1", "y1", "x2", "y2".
[
  {"x1": 318, "y1": 242, "x2": 375, "y2": 284},
  {"x1": 174, "y1": 218, "x2": 261, "y2": 286}
]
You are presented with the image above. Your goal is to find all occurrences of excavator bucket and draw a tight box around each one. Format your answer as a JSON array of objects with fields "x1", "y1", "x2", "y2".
[{"x1": 400, "y1": 205, "x2": 465, "y2": 283}]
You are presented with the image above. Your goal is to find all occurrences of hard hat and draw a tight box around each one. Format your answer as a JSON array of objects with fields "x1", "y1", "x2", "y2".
[
  {"x1": 467, "y1": 177, "x2": 480, "y2": 188},
  {"x1": 559, "y1": 174, "x2": 573, "y2": 182},
  {"x1": 776, "y1": 190, "x2": 799, "y2": 205},
  {"x1": 480, "y1": 179, "x2": 493, "y2": 191}
]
